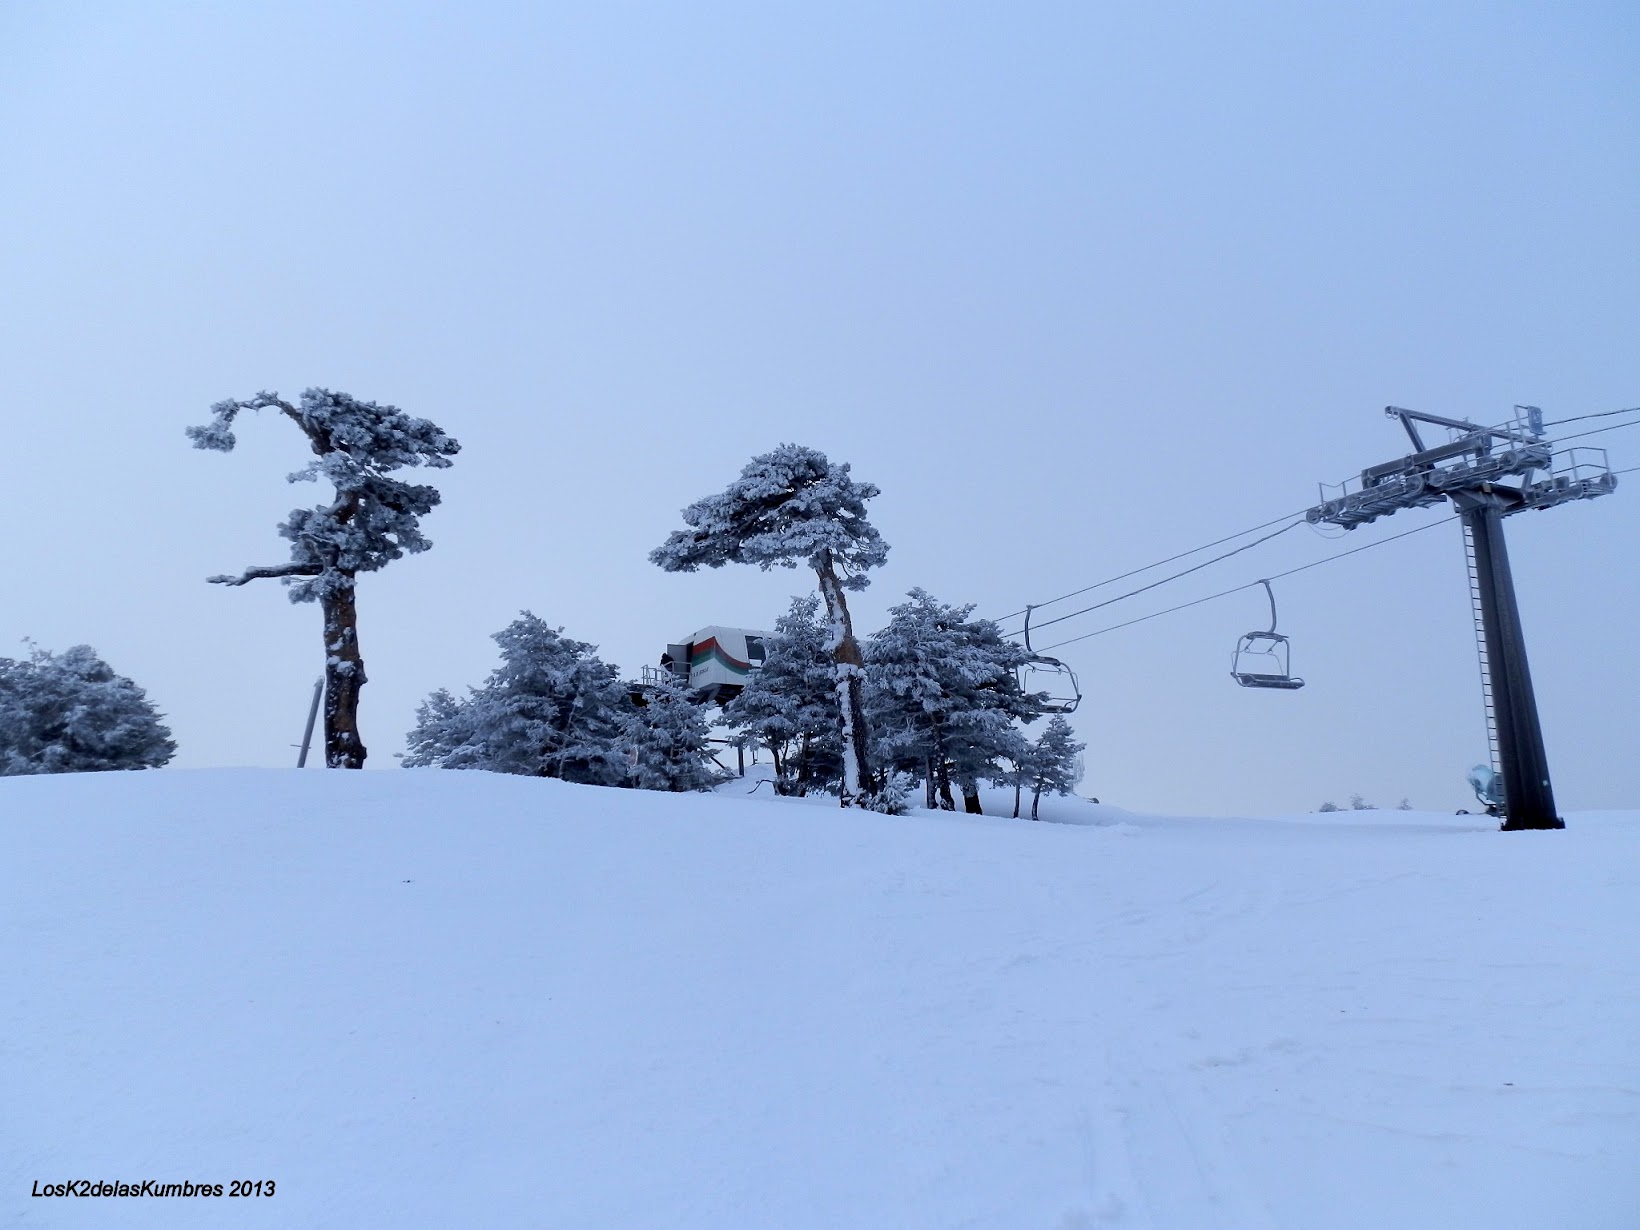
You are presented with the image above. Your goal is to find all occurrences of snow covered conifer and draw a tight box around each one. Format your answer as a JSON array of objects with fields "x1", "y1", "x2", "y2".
[
  {"x1": 1024, "y1": 715, "x2": 1085, "y2": 820},
  {"x1": 865, "y1": 588, "x2": 1037, "y2": 812},
  {"x1": 403, "y1": 614, "x2": 627, "y2": 783},
  {"x1": 189, "y1": 389, "x2": 459, "y2": 769},
  {"x1": 721, "y1": 594, "x2": 843, "y2": 796},
  {"x1": 402, "y1": 688, "x2": 486, "y2": 771},
  {"x1": 0, "y1": 643, "x2": 176, "y2": 775},
  {"x1": 650, "y1": 445, "x2": 888, "y2": 807},
  {"x1": 619, "y1": 673, "x2": 727, "y2": 793},
  {"x1": 950, "y1": 715, "x2": 1031, "y2": 815},
  {"x1": 946, "y1": 661, "x2": 1037, "y2": 815}
]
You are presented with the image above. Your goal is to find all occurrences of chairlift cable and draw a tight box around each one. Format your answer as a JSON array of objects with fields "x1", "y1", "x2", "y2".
[
  {"x1": 1539, "y1": 405, "x2": 1640, "y2": 429},
  {"x1": 1036, "y1": 513, "x2": 1459, "y2": 652},
  {"x1": 1543, "y1": 417, "x2": 1640, "y2": 446},
  {"x1": 1020, "y1": 519, "x2": 1305, "y2": 636},
  {"x1": 991, "y1": 506, "x2": 1317, "y2": 628}
]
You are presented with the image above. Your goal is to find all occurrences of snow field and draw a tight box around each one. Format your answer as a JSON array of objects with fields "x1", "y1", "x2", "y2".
[{"x1": 4, "y1": 769, "x2": 1638, "y2": 1228}]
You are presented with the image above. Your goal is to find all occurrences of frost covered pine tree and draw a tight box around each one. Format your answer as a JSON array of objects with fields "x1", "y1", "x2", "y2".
[
  {"x1": 1024, "y1": 715, "x2": 1085, "y2": 820},
  {"x1": 403, "y1": 687, "x2": 484, "y2": 770},
  {"x1": 403, "y1": 613, "x2": 628, "y2": 783},
  {"x1": 865, "y1": 588, "x2": 1038, "y2": 813},
  {"x1": 721, "y1": 593, "x2": 843, "y2": 796},
  {"x1": 189, "y1": 389, "x2": 459, "y2": 769},
  {"x1": 650, "y1": 445, "x2": 888, "y2": 807},
  {"x1": 0, "y1": 643, "x2": 176, "y2": 775},
  {"x1": 618, "y1": 673, "x2": 726, "y2": 793}
]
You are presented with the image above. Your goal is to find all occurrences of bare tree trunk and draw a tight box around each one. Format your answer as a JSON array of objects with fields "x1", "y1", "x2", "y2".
[
  {"x1": 930, "y1": 714, "x2": 956, "y2": 810},
  {"x1": 962, "y1": 783, "x2": 984, "y2": 814},
  {"x1": 1013, "y1": 778, "x2": 1023, "y2": 819},
  {"x1": 319, "y1": 577, "x2": 367, "y2": 769},
  {"x1": 815, "y1": 557, "x2": 871, "y2": 807},
  {"x1": 925, "y1": 757, "x2": 937, "y2": 810},
  {"x1": 837, "y1": 670, "x2": 870, "y2": 806}
]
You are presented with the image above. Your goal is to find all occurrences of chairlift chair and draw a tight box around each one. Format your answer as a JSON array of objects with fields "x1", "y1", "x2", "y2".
[
  {"x1": 1231, "y1": 580, "x2": 1305, "y2": 690},
  {"x1": 1020, "y1": 606, "x2": 1082, "y2": 713}
]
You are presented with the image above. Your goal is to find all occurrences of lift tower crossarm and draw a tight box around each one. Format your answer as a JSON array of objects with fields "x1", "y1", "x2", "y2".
[
  {"x1": 1386, "y1": 405, "x2": 1544, "y2": 449},
  {"x1": 1360, "y1": 407, "x2": 1545, "y2": 490},
  {"x1": 1308, "y1": 406, "x2": 1554, "y2": 531}
]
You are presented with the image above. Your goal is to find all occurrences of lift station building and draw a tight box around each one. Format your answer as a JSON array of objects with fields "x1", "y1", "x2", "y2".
[{"x1": 648, "y1": 626, "x2": 775, "y2": 704}]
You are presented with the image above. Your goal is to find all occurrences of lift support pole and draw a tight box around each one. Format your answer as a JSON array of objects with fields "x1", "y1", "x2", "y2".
[
  {"x1": 1454, "y1": 492, "x2": 1562, "y2": 830},
  {"x1": 296, "y1": 677, "x2": 323, "y2": 769},
  {"x1": 1306, "y1": 405, "x2": 1617, "y2": 832}
]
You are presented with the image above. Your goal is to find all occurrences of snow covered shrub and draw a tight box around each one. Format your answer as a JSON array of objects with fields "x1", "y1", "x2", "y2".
[
  {"x1": 0, "y1": 644, "x2": 175, "y2": 775},
  {"x1": 404, "y1": 614, "x2": 628, "y2": 784},
  {"x1": 1349, "y1": 793, "x2": 1375, "y2": 811},
  {"x1": 860, "y1": 771, "x2": 915, "y2": 815},
  {"x1": 1317, "y1": 801, "x2": 1342, "y2": 813}
]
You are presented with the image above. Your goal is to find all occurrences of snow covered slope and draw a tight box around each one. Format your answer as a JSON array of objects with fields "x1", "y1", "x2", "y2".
[{"x1": 4, "y1": 770, "x2": 1637, "y2": 1228}]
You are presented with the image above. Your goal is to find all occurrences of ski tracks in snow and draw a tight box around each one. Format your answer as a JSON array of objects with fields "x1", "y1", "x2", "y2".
[
  {"x1": 1068, "y1": 1054, "x2": 1290, "y2": 1229},
  {"x1": 1051, "y1": 870, "x2": 1297, "y2": 1229}
]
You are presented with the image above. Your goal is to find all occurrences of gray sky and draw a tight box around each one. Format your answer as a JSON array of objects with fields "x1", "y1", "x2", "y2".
[{"x1": 3, "y1": 0, "x2": 1636, "y2": 815}]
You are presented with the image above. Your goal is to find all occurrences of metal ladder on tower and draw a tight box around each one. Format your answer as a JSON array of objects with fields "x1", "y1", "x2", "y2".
[{"x1": 1462, "y1": 521, "x2": 1501, "y2": 774}]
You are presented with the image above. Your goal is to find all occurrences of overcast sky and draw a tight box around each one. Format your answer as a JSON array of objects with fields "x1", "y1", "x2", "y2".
[{"x1": 3, "y1": 1, "x2": 1636, "y2": 816}]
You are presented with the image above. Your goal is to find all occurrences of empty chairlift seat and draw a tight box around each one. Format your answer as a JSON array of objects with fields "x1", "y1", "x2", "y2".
[
  {"x1": 1017, "y1": 604, "x2": 1083, "y2": 713},
  {"x1": 1230, "y1": 581, "x2": 1305, "y2": 690},
  {"x1": 1020, "y1": 655, "x2": 1082, "y2": 713}
]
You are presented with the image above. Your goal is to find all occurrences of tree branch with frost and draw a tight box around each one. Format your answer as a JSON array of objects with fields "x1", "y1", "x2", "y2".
[{"x1": 206, "y1": 563, "x2": 325, "y2": 587}]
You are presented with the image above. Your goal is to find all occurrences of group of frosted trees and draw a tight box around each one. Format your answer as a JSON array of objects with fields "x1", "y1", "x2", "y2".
[
  {"x1": 648, "y1": 443, "x2": 1084, "y2": 815},
  {"x1": 724, "y1": 589, "x2": 1086, "y2": 818},
  {"x1": 405, "y1": 442, "x2": 1085, "y2": 815},
  {"x1": 401, "y1": 589, "x2": 1085, "y2": 815},
  {"x1": 4, "y1": 391, "x2": 1085, "y2": 816},
  {"x1": 402, "y1": 615, "x2": 724, "y2": 793}
]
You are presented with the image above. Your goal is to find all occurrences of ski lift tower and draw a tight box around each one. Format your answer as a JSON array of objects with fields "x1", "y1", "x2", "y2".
[{"x1": 1306, "y1": 406, "x2": 1618, "y2": 831}]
